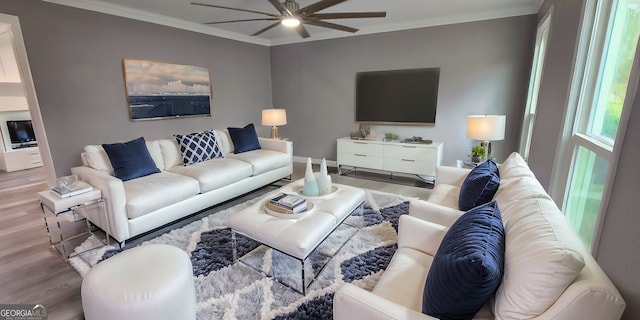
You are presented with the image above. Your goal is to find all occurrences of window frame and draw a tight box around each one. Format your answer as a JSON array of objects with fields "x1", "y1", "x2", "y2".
[
  {"x1": 550, "y1": 0, "x2": 639, "y2": 256},
  {"x1": 520, "y1": 8, "x2": 553, "y2": 159}
]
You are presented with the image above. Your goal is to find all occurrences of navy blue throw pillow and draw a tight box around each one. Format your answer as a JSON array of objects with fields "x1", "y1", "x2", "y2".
[
  {"x1": 227, "y1": 123, "x2": 261, "y2": 154},
  {"x1": 102, "y1": 137, "x2": 160, "y2": 181},
  {"x1": 458, "y1": 160, "x2": 500, "y2": 211},
  {"x1": 423, "y1": 201, "x2": 505, "y2": 320}
]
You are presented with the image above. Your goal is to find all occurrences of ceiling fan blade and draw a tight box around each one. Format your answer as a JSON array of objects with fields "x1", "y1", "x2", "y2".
[
  {"x1": 304, "y1": 20, "x2": 358, "y2": 33},
  {"x1": 298, "y1": 0, "x2": 347, "y2": 15},
  {"x1": 252, "y1": 21, "x2": 281, "y2": 36},
  {"x1": 205, "y1": 18, "x2": 279, "y2": 25},
  {"x1": 295, "y1": 24, "x2": 311, "y2": 38},
  {"x1": 191, "y1": 2, "x2": 279, "y2": 17},
  {"x1": 308, "y1": 12, "x2": 387, "y2": 19},
  {"x1": 267, "y1": 0, "x2": 292, "y2": 15}
]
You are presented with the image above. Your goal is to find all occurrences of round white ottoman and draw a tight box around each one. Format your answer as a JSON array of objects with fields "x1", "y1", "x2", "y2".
[{"x1": 81, "y1": 244, "x2": 196, "y2": 320}]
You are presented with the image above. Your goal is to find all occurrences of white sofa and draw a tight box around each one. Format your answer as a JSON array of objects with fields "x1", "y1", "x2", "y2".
[
  {"x1": 334, "y1": 152, "x2": 625, "y2": 320},
  {"x1": 71, "y1": 129, "x2": 292, "y2": 245}
]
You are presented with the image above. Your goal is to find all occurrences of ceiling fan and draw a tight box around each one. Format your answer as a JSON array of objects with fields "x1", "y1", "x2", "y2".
[{"x1": 191, "y1": 0, "x2": 387, "y2": 38}]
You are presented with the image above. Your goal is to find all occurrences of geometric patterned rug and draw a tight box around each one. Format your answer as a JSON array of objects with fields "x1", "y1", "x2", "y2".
[{"x1": 70, "y1": 189, "x2": 412, "y2": 320}]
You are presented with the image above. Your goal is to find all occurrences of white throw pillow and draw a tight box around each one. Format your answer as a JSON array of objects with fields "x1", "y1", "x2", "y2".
[{"x1": 493, "y1": 198, "x2": 585, "y2": 319}]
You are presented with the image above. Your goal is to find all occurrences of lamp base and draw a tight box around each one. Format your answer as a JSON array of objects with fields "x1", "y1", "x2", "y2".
[
  {"x1": 271, "y1": 126, "x2": 279, "y2": 140},
  {"x1": 481, "y1": 141, "x2": 493, "y2": 160}
]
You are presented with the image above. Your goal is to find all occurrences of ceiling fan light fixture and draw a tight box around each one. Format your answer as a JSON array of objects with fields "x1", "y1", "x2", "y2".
[{"x1": 281, "y1": 16, "x2": 300, "y2": 27}]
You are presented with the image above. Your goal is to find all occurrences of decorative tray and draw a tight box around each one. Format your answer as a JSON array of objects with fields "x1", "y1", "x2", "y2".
[
  {"x1": 264, "y1": 201, "x2": 314, "y2": 219},
  {"x1": 296, "y1": 186, "x2": 339, "y2": 199}
]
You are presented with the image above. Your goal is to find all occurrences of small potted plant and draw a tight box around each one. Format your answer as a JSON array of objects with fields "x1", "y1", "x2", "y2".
[
  {"x1": 384, "y1": 133, "x2": 399, "y2": 142},
  {"x1": 471, "y1": 145, "x2": 486, "y2": 163}
]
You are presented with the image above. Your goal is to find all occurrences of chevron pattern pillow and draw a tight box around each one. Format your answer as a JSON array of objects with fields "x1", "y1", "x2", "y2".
[{"x1": 174, "y1": 130, "x2": 223, "y2": 165}]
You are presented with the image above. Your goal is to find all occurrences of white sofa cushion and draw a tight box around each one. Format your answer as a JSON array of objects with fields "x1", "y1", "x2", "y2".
[
  {"x1": 158, "y1": 139, "x2": 183, "y2": 169},
  {"x1": 167, "y1": 158, "x2": 253, "y2": 193},
  {"x1": 426, "y1": 183, "x2": 459, "y2": 209},
  {"x1": 494, "y1": 176, "x2": 551, "y2": 208},
  {"x1": 213, "y1": 129, "x2": 234, "y2": 155},
  {"x1": 84, "y1": 144, "x2": 114, "y2": 174},
  {"x1": 124, "y1": 171, "x2": 200, "y2": 219},
  {"x1": 494, "y1": 198, "x2": 586, "y2": 319},
  {"x1": 227, "y1": 149, "x2": 291, "y2": 176},
  {"x1": 372, "y1": 247, "x2": 433, "y2": 312},
  {"x1": 498, "y1": 152, "x2": 535, "y2": 181}
]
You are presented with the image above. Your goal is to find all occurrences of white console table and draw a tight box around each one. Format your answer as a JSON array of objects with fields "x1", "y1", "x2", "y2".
[{"x1": 336, "y1": 137, "x2": 443, "y2": 178}]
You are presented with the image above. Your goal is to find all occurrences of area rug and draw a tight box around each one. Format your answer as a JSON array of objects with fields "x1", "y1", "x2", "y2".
[{"x1": 70, "y1": 189, "x2": 412, "y2": 320}]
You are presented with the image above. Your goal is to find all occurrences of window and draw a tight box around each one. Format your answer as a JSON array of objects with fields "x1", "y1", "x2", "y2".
[
  {"x1": 552, "y1": 0, "x2": 640, "y2": 253},
  {"x1": 520, "y1": 9, "x2": 552, "y2": 159}
]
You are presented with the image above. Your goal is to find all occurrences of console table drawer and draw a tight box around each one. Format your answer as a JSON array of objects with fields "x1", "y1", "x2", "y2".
[
  {"x1": 338, "y1": 140, "x2": 383, "y2": 157},
  {"x1": 383, "y1": 145, "x2": 437, "y2": 161},
  {"x1": 338, "y1": 153, "x2": 383, "y2": 170},
  {"x1": 384, "y1": 158, "x2": 436, "y2": 176}
]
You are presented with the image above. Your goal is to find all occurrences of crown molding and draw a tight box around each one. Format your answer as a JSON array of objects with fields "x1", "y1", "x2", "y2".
[
  {"x1": 270, "y1": 2, "x2": 543, "y2": 46},
  {"x1": 44, "y1": 0, "x2": 543, "y2": 47},
  {"x1": 43, "y1": 0, "x2": 270, "y2": 46}
]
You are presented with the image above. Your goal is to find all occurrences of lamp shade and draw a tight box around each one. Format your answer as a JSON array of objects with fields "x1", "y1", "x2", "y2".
[
  {"x1": 466, "y1": 115, "x2": 506, "y2": 141},
  {"x1": 262, "y1": 109, "x2": 287, "y2": 126}
]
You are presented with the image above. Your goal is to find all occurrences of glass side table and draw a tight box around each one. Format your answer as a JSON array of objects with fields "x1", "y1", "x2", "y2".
[{"x1": 38, "y1": 189, "x2": 110, "y2": 261}]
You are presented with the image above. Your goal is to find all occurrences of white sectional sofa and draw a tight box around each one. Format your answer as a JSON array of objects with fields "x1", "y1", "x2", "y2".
[
  {"x1": 334, "y1": 152, "x2": 625, "y2": 320},
  {"x1": 71, "y1": 129, "x2": 292, "y2": 245}
]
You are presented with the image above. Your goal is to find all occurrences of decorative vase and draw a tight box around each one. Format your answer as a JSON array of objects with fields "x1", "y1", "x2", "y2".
[
  {"x1": 320, "y1": 158, "x2": 328, "y2": 176},
  {"x1": 316, "y1": 158, "x2": 332, "y2": 195},
  {"x1": 315, "y1": 172, "x2": 332, "y2": 195},
  {"x1": 471, "y1": 155, "x2": 482, "y2": 163},
  {"x1": 303, "y1": 158, "x2": 319, "y2": 196}
]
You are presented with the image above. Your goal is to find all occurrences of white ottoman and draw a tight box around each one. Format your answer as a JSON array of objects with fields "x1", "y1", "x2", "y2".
[{"x1": 81, "y1": 244, "x2": 196, "y2": 320}]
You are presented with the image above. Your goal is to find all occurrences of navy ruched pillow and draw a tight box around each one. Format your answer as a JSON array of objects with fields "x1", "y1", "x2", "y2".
[
  {"x1": 102, "y1": 137, "x2": 160, "y2": 181},
  {"x1": 458, "y1": 159, "x2": 500, "y2": 211},
  {"x1": 422, "y1": 200, "x2": 505, "y2": 320}
]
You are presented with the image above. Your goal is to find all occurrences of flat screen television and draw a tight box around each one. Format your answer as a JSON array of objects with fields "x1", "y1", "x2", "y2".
[
  {"x1": 355, "y1": 68, "x2": 440, "y2": 125},
  {"x1": 7, "y1": 120, "x2": 36, "y2": 144}
]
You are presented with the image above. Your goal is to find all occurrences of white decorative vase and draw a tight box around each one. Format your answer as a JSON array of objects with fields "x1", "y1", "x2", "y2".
[
  {"x1": 315, "y1": 173, "x2": 332, "y2": 195},
  {"x1": 320, "y1": 158, "x2": 328, "y2": 176},
  {"x1": 316, "y1": 158, "x2": 332, "y2": 195},
  {"x1": 303, "y1": 158, "x2": 319, "y2": 196}
]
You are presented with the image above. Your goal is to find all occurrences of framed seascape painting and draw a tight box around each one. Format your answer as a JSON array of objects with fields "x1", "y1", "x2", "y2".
[{"x1": 123, "y1": 59, "x2": 212, "y2": 120}]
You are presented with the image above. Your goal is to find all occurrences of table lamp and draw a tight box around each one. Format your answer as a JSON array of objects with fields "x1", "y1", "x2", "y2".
[
  {"x1": 466, "y1": 115, "x2": 506, "y2": 160},
  {"x1": 262, "y1": 108, "x2": 287, "y2": 139}
]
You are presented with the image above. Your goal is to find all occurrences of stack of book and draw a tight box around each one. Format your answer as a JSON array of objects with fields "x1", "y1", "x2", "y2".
[
  {"x1": 51, "y1": 180, "x2": 93, "y2": 198},
  {"x1": 266, "y1": 193, "x2": 308, "y2": 215}
]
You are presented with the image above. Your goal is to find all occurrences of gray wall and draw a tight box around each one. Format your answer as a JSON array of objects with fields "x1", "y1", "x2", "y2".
[
  {"x1": 533, "y1": 0, "x2": 639, "y2": 318},
  {"x1": 270, "y1": 16, "x2": 536, "y2": 166},
  {"x1": 597, "y1": 69, "x2": 640, "y2": 320},
  {"x1": 0, "y1": 0, "x2": 273, "y2": 176}
]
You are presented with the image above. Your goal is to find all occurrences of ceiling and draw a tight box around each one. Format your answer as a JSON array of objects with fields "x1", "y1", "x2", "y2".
[{"x1": 44, "y1": 0, "x2": 544, "y2": 46}]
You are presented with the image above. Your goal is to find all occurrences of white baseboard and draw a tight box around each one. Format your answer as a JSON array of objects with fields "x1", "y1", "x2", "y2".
[{"x1": 293, "y1": 156, "x2": 338, "y2": 167}]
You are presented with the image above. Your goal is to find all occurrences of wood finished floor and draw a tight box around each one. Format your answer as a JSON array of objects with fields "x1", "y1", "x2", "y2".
[{"x1": 0, "y1": 162, "x2": 430, "y2": 320}]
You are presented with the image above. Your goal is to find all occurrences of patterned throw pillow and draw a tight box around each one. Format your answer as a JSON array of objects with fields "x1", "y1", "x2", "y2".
[{"x1": 174, "y1": 130, "x2": 223, "y2": 165}]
